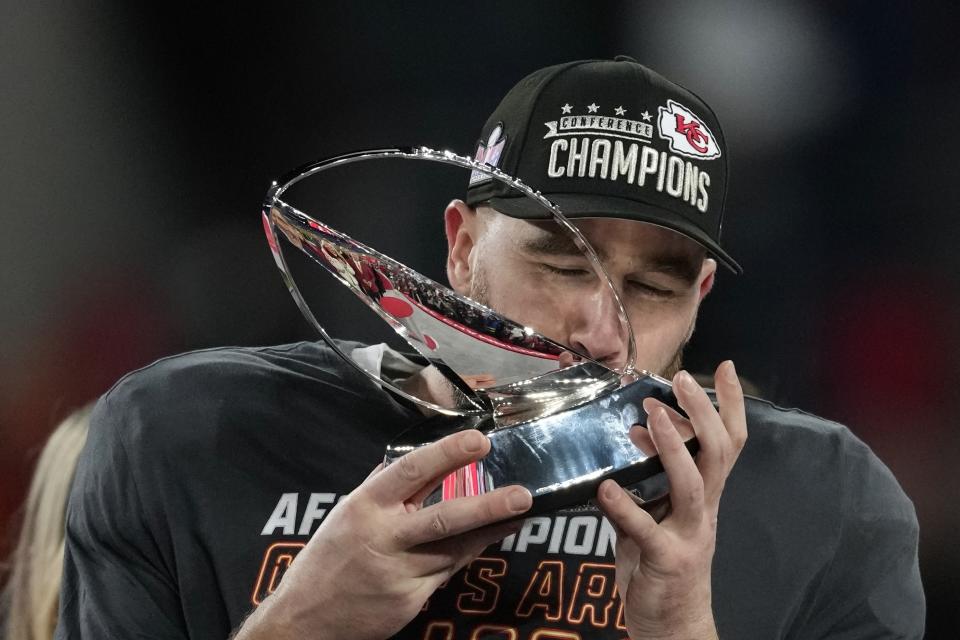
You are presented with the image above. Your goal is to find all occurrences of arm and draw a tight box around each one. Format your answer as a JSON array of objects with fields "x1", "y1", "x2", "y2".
[
  {"x1": 55, "y1": 397, "x2": 188, "y2": 639},
  {"x1": 791, "y1": 433, "x2": 925, "y2": 639}
]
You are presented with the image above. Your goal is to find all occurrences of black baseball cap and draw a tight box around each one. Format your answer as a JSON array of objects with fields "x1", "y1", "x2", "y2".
[{"x1": 466, "y1": 56, "x2": 741, "y2": 274}]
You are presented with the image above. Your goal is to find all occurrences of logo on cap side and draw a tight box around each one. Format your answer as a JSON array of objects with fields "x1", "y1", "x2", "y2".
[
  {"x1": 469, "y1": 124, "x2": 507, "y2": 186},
  {"x1": 657, "y1": 100, "x2": 721, "y2": 160}
]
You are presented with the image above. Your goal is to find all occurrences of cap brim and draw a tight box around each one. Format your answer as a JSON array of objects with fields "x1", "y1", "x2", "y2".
[{"x1": 485, "y1": 193, "x2": 743, "y2": 275}]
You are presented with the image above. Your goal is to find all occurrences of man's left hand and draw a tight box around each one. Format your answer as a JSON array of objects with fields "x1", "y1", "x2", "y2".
[{"x1": 597, "y1": 360, "x2": 747, "y2": 640}]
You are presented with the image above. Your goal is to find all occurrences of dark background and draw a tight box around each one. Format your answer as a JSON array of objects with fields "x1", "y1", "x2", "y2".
[{"x1": 2, "y1": 1, "x2": 957, "y2": 636}]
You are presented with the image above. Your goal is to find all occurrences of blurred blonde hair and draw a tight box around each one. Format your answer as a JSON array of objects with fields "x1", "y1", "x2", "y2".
[{"x1": 2, "y1": 403, "x2": 92, "y2": 640}]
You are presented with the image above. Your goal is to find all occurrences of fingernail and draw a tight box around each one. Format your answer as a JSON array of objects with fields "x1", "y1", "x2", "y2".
[
  {"x1": 602, "y1": 480, "x2": 620, "y2": 501},
  {"x1": 508, "y1": 488, "x2": 532, "y2": 512},
  {"x1": 725, "y1": 360, "x2": 737, "y2": 382},
  {"x1": 462, "y1": 431, "x2": 485, "y2": 453},
  {"x1": 678, "y1": 370, "x2": 695, "y2": 391},
  {"x1": 656, "y1": 407, "x2": 670, "y2": 427}
]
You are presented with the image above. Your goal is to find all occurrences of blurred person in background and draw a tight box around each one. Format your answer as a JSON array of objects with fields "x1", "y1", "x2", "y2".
[{"x1": 1, "y1": 404, "x2": 91, "y2": 640}]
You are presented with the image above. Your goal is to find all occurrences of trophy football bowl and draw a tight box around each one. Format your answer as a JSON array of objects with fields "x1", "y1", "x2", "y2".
[{"x1": 262, "y1": 147, "x2": 694, "y2": 516}]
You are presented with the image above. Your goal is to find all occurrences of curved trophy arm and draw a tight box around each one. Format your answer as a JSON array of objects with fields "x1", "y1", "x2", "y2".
[{"x1": 262, "y1": 147, "x2": 637, "y2": 418}]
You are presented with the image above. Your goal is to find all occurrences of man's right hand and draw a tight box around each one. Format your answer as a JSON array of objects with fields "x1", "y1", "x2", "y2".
[{"x1": 234, "y1": 429, "x2": 532, "y2": 640}]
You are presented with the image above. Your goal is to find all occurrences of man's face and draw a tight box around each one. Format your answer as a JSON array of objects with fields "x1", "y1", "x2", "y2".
[{"x1": 445, "y1": 202, "x2": 716, "y2": 378}]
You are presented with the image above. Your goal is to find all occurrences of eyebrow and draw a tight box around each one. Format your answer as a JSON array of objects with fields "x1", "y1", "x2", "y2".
[
  {"x1": 643, "y1": 253, "x2": 703, "y2": 285},
  {"x1": 515, "y1": 228, "x2": 590, "y2": 258},
  {"x1": 516, "y1": 226, "x2": 704, "y2": 285}
]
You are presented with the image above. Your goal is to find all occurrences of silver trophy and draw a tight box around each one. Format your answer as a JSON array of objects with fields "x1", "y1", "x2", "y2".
[{"x1": 262, "y1": 147, "x2": 694, "y2": 516}]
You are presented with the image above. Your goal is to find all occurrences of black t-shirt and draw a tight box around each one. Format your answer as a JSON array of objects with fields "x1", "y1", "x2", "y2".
[{"x1": 55, "y1": 341, "x2": 925, "y2": 639}]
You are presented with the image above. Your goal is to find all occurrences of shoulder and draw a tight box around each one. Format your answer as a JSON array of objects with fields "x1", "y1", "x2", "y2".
[
  {"x1": 715, "y1": 397, "x2": 923, "y2": 634},
  {"x1": 728, "y1": 402, "x2": 924, "y2": 635},
  {"x1": 99, "y1": 340, "x2": 379, "y2": 424},
  {"x1": 730, "y1": 397, "x2": 851, "y2": 491},
  {"x1": 103, "y1": 341, "x2": 369, "y2": 407},
  {"x1": 740, "y1": 397, "x2": 913, "y2": 516},
  {"x1": 88, "y1": 340, "x2": 405, "y2": 473},
  {"x1": 724, "y1": 396, "x2": 918, "y2": 556},
  {"x1": 742, "y1": 395, "x2": 854, "y2": 449}
]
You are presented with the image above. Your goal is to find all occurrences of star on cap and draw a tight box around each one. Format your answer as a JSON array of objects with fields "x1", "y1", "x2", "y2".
[
  {"x1": 561, "y1": 103, "x2": 573, "y2": 114},
  {"x1": 587, "y1": 103, "x2": 599, "y2": 113},
  {"x1": 640, "y1": 110, "x2": 652, "y2": 121},
  {"x1": 614, "y1": 105, "x2": 626, "y2": 116}
]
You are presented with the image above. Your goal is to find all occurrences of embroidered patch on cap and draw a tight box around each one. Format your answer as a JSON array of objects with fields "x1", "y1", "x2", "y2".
[
  {"x1": 657, "y1": 100, "x2": 721, "y2": 160},
  {"x1": 469, "y1": 123, "x2": 507, "y2": 186}
]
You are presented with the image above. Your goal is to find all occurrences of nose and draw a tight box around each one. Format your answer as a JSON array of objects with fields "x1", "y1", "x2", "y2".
[{"x1": 566, "y1": 285, "x2": 628, "y2": 369}]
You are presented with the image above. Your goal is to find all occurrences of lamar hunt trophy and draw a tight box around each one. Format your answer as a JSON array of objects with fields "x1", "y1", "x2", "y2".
[{"x1": 262, "y1": 147, "x2": 694, "y2": 516}]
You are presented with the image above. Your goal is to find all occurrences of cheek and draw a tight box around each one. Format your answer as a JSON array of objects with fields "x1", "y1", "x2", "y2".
[
  {"x1": 476, "y1": 260, "x2": 572, "y2": 339},
  {"x1": 626, "y1": 302, "x2": 698, "y2": 366}
]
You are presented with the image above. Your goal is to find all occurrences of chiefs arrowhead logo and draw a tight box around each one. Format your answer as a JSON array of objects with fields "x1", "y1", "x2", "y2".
[{"x1": 657, "y1": 100, "x2": 721, "y2": 160}]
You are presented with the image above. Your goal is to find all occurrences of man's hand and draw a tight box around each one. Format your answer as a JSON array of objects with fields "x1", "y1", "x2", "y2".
[
  {"x1": 236, "y1": 430, "x2": 532, "y2": 640},
  {"x1": 597, "y1": 361, "x2": 747, "y2": 640}
]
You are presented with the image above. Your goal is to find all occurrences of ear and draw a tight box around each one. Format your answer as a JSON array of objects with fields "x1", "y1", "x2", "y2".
[
  {"x1": 697, "y1": 258, "x2": 717, "y2": 302},
  {"x1": 444, "y1": 199, "x2": 479, "y2": 295}
]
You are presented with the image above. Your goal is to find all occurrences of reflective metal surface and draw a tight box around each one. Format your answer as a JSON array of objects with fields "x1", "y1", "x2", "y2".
[
  {"x1": 266, "y1": 199, "x2": 622, "y2": 419},
  {"x1": 386, "y1": 372, "x2": 693, "y2": 516},
  {"x1": 263, "y1": 147, "x2": 691, "y2": 512},
  {"x1": 263, "y1": 147, "x2": 633, "y2": 418}
]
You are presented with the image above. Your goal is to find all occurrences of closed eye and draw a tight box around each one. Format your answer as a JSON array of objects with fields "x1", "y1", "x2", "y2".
[
  {"x1": 628, "y1": 280, "x2": 675, "y2": 298},
  {"x1": 540, "y1": 264, "x2": 678, "y2": 298},
  {"x1": 538, "y1": 263, "x2": 593, "y2": 278}
]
